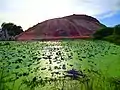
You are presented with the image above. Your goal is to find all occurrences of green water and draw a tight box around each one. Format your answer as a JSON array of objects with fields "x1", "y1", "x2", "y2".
[{"x1": 0, "y1": 40, "x2": 120, "y2": 90}]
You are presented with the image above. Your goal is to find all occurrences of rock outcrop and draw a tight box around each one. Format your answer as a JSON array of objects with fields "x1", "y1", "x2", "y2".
[{"x1": 16, "y1": 14, "x2": 105, "y2": 40}]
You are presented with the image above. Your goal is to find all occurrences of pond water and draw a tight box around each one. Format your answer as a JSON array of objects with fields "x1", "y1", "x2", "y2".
[{"x1": 0, "y1": 40, "x2": 120, "y2": 90}]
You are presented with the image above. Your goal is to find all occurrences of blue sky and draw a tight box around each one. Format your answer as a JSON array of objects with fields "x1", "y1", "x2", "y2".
[
  {"x1": 0, "y1": 0, "x2": 120, "y2": 30},
  {"x1": 98, "y1": 10, "x2": 120, "y2": 27}
]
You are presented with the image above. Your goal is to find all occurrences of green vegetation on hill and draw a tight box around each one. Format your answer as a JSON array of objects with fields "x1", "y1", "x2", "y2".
[{"x1": 93, "y1": 24, "x2": 120, "y2": 45}]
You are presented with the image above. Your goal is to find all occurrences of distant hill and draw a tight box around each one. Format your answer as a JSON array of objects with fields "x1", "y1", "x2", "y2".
[{"x1": 16, "y1": 14, "x2": 105, "y2": 40}]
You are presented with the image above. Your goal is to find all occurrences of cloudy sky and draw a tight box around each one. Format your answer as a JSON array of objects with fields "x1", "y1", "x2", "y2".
[{"x1": 0, "y1": 0, "x2": 120, "y2": 30}]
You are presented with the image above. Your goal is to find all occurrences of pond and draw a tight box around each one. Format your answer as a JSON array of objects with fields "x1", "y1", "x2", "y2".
[{"x1": 0, "y1": 40, "x2": 120, "y2": 90}]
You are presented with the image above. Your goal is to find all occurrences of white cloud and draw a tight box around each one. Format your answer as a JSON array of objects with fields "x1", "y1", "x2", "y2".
[
  {"x1": 0, "y1": 0, "x2": 120, "y2": 30},
  {"x1": 73, "y1": 0, "x2": 120, "y2": 16},
  {"x1": 96, "y1": 11, "x2": 118, "y2": 19}
]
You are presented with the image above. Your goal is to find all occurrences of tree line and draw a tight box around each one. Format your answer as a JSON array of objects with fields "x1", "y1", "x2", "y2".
[
  {"x1": 93, "y1": 24, "x2": 120, "y2": 45},
  {"x1": 0, "y1": 22, "x2": 23, "y2": 40}
]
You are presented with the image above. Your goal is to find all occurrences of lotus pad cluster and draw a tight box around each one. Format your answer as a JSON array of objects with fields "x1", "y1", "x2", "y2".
[{"x1": 0, "y1": 40, "x2": 120, "y2": 90}]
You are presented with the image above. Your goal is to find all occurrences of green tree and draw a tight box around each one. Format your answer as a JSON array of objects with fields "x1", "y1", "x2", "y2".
[
  {"x1": 93, "y1": 24, "x2": 120, "y2": 45},
  {"x1": 1, "y1": 22, "x2": 23, "y2": 36},
  {"x1": 114, "y1": 24, "x2": 120, "y2": 35},
  {"x1": 93, "y1": 27, "x2": 114, "y2": 39}
]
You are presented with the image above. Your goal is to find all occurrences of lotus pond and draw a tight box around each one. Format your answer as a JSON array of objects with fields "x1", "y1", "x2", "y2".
[{"x1": 0, "y1": 40, "x2": 120, "y2": 90}]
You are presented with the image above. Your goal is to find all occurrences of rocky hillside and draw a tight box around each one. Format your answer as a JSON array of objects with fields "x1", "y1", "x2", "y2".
[{"x1": 16, "y1": 14, "x2": 105, "y2": 40}]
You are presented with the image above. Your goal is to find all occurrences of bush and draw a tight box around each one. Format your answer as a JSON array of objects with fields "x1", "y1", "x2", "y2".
[
  {"x1": 93, "y1": 27, "x2": 113, "y2": 39},
  {"x1": 114, "y1": 24, "x2": 120, "y2": 35},
  {"x1": 93, "y1": 24, "x2": 120, "y2": 45}
]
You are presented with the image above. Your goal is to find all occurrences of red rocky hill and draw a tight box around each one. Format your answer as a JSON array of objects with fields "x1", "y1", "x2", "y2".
[{"x1": 16, "y1": 14, "x2": 105, "y2": 40}]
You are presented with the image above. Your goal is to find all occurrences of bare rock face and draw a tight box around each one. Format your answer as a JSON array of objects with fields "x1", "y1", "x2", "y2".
[{"x1": 16, "y1": 14, "x2": 105, "y2": 40}]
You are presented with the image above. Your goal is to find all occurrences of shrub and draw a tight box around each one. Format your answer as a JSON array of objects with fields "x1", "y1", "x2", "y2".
[{"x1": 93, "y1": 27, "x2": 113, "y2": 39}]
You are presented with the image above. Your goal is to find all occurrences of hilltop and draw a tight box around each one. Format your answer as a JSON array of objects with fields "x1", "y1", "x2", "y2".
[{"x1": 16, "y1": 14, "x2": 105, "y2": 40}]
